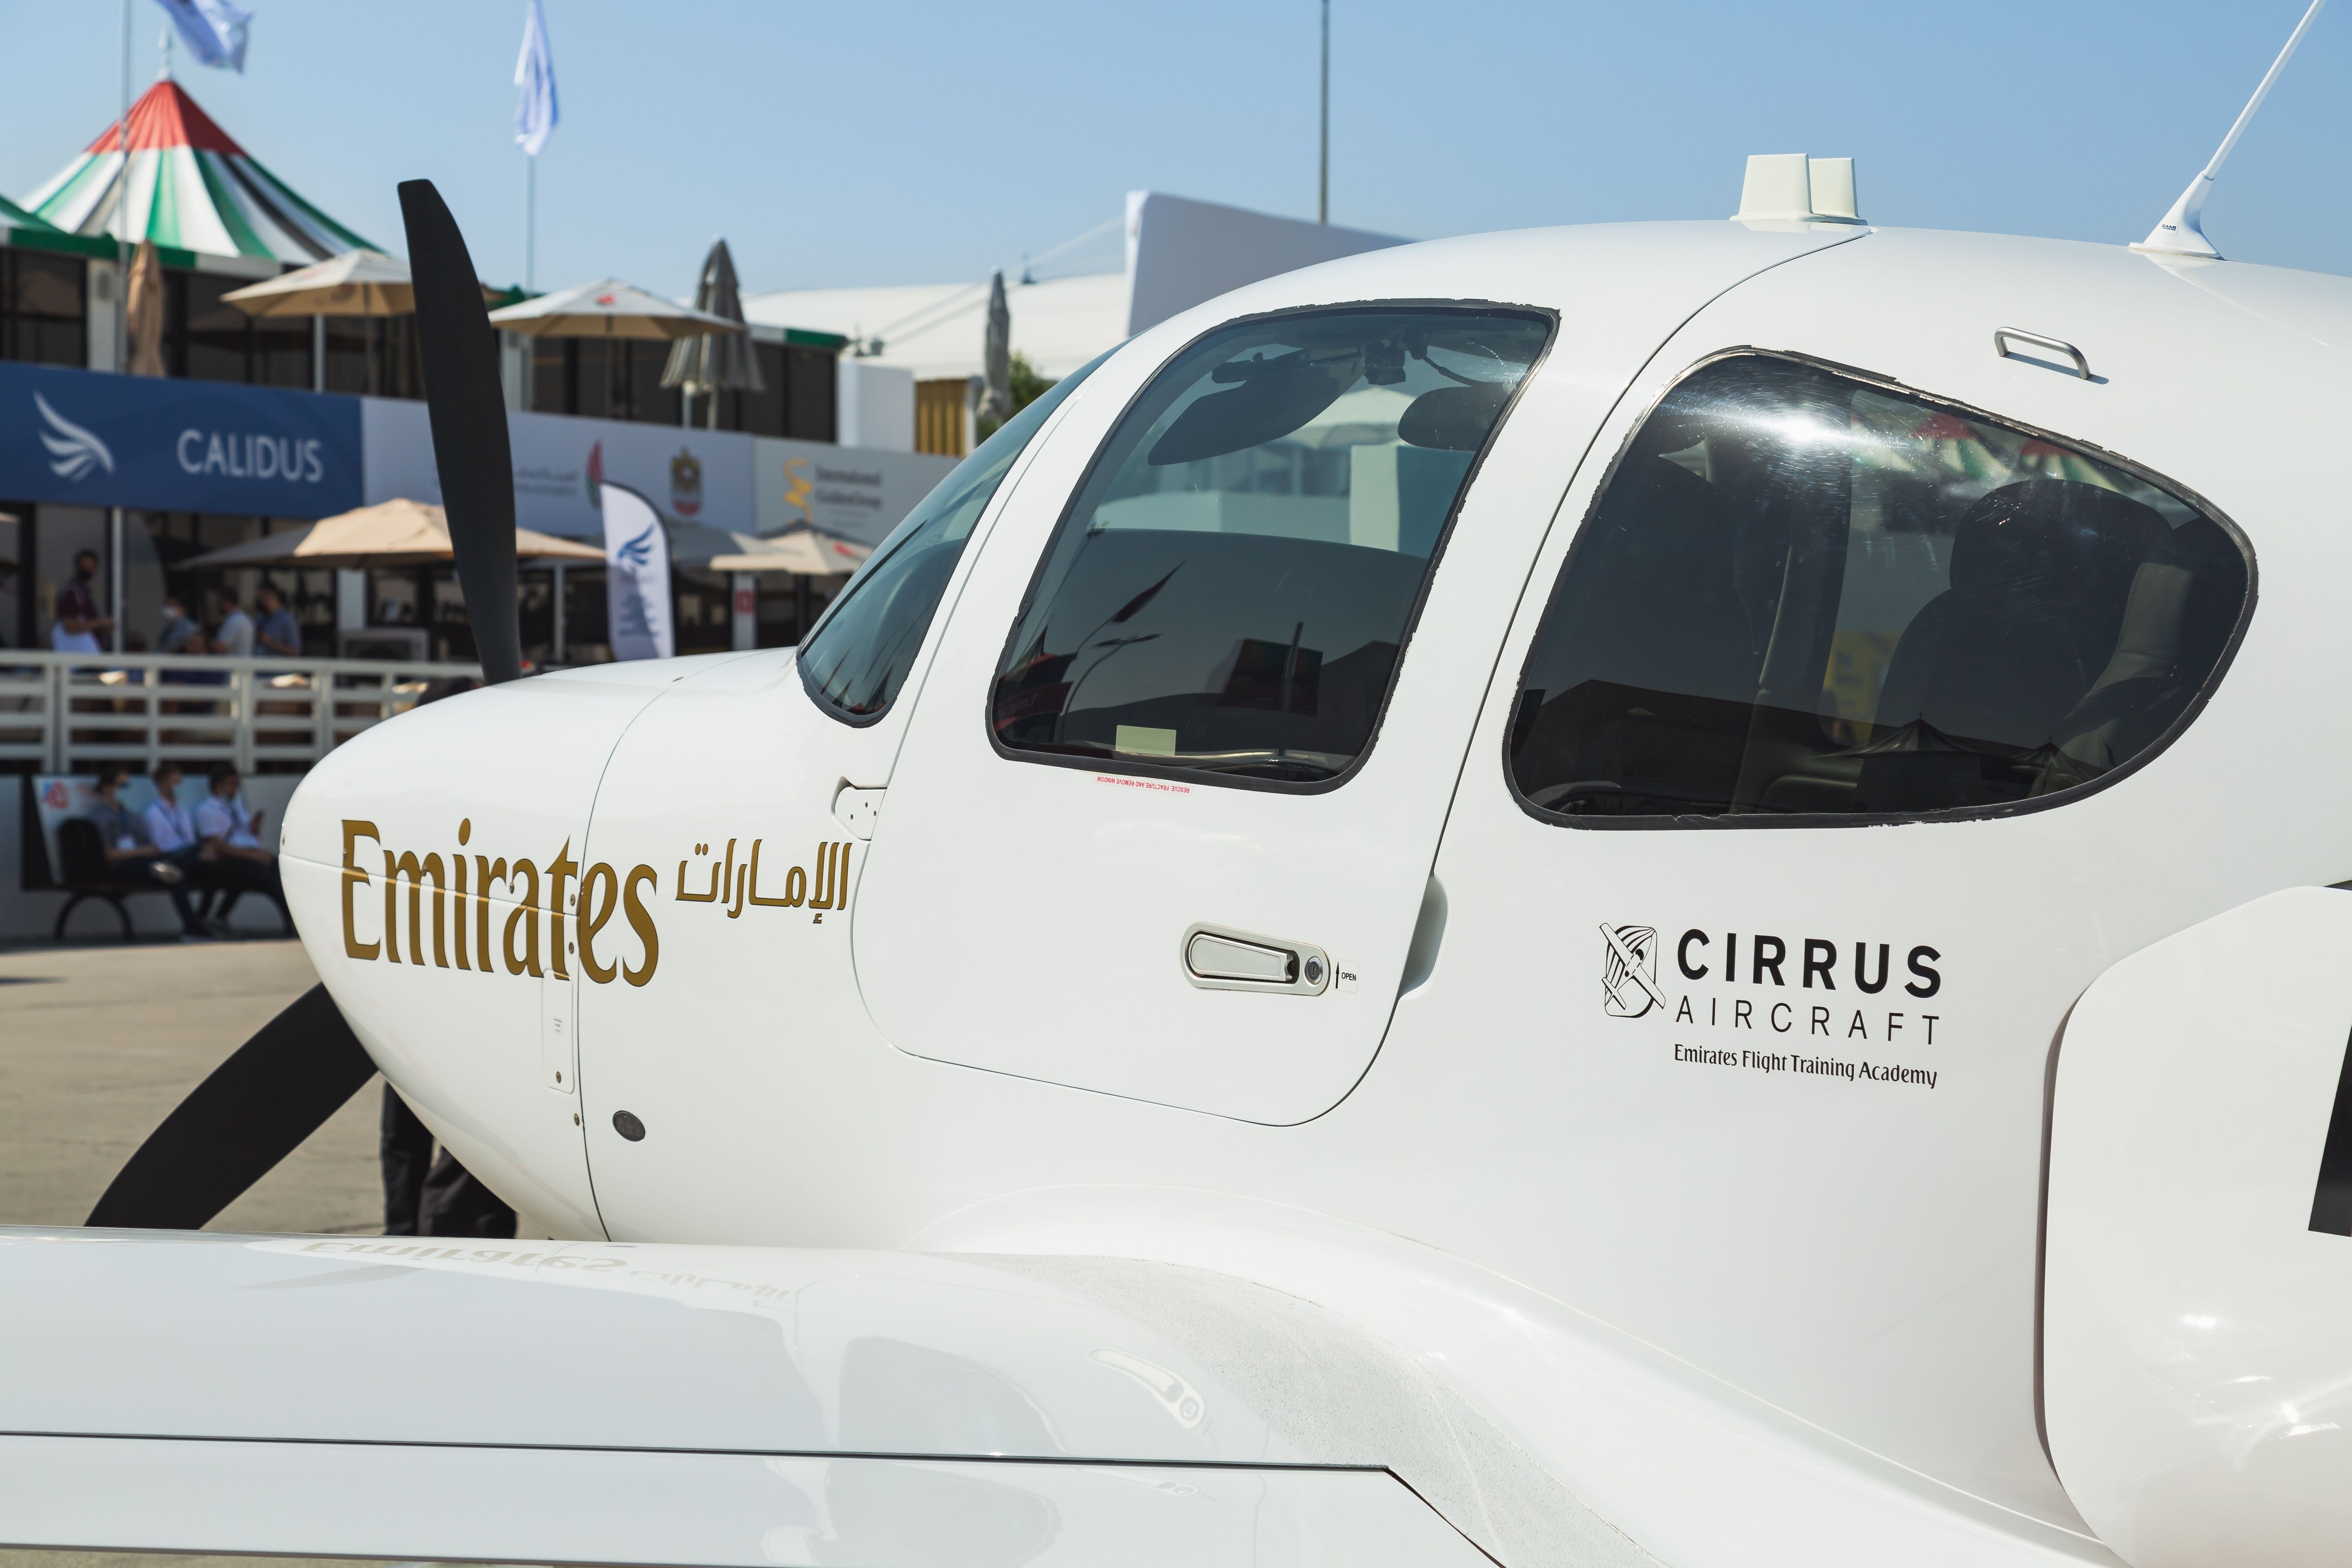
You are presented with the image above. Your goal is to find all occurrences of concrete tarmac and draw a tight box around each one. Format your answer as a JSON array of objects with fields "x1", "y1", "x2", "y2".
[
  {"x1": 0, "y1": 937, "x2": 381, "y2": 1234},
  {"x1": 1, "y1": 940, "x2": 391, "y2": 1568}
]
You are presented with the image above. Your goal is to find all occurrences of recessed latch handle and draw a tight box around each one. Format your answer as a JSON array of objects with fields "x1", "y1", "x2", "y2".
[{"x1": 1182, "y1": 923, "x2": 1330, "y2": 996}]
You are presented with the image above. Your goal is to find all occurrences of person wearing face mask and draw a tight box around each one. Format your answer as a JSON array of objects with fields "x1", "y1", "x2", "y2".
[{"x1": 156, "y1": 596, "x2": 198, "y2": 655}]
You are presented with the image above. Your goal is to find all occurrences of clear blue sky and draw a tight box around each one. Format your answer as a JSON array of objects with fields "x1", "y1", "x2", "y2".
[{"x1": 4, "y1": 1, "x2": 2346, "y2": 300}]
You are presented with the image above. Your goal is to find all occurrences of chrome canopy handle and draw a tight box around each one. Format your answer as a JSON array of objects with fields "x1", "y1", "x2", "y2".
[{"x1": 1993, "y1": 327, "x2": 2092, "y2": 381}]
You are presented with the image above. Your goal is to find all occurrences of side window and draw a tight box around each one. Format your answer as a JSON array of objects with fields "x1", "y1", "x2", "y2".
[
  {"x1": 1510, "y1": 354, "x2": 2249, "y2": 820},
  {"x1": 992, "y1": 306, "x2": 1552, "y2": 785},
  {"x1": 798, "y1": 352, "x2": 1106, "y2": 723}
]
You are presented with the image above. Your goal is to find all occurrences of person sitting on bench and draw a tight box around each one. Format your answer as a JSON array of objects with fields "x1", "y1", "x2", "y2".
[
  {"x1": 145, "y1": 762, "x2": 231, "y2": 937},
  {"x1": 88, "y1": 766, "x2": 207, "y2": 941},
  {"x1": 194, "y1": 764, "x2": 287, "y2": 929}
]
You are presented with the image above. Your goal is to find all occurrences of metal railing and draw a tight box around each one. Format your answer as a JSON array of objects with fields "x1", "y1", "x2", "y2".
[{"x1": 0, "y1": 650, "x2": 483, "y2": 774}]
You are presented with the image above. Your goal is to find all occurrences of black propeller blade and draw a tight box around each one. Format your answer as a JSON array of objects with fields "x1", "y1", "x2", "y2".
[
  {"x1": 88, "y1": 189, "x2": 524, "y2": 1231},
  {"x1": 400, "y1": 178, "x2": 523, "y2": 686},
  {"x1": 87, "y1": 984, "x2": 377, "y2": 1229}
]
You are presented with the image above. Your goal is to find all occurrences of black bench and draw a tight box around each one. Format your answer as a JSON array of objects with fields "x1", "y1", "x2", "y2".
[{"x1": 51, "y1": 815, "x2": 158, "y2": 942}]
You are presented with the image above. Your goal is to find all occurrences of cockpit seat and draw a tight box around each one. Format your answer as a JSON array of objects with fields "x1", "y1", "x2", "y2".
[
  {"x1": 1874, "y1": 480, "x2": 2165, "y2": 751},
  {"x1": 2046, "y1": 515, "x2": 2246, "y2": 773}
]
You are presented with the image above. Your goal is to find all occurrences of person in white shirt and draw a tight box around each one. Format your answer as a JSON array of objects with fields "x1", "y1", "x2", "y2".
[
  {"x1": 143, "y1": 762, "x2": 199, "y2": 853},
  {"x1": 214, "y1": 593, "x2": 255, "y2": 659},
  {"x1": 89, "y1": 766, "x2": 205, "y2": 940},
  {"x1": 195, "y1": 764, "x2": 286, "y2": 931},
  {"x1": 143, "y1": 761, "x2": 232, "y2": 935}
]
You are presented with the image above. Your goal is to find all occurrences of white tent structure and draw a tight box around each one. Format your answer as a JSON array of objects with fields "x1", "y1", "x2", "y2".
[
  {"x1": 742, "y1": 190, "x2": 1403, "y2": 383},
  {"x1": 19, "y1": 79, "x2": 376, "y2": 263}
]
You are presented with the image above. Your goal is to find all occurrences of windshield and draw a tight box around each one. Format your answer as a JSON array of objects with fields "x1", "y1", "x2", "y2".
[{"x1": 797, "y1": 350, "x2": 1107, "y2": 722}]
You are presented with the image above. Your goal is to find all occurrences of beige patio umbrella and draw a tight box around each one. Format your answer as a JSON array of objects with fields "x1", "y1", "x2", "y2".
[
  {"x1": 487, "y1": 277, "x2": 745, "y2": 340},
  {"x1": 183, "y1": 499, "x2": 604, "y2": 570},
  {"x1": 702, "y1": 528, "x2": 872, "y2": 577},
  {"x1": 219, "y1": 249, "x2": 422, "y2": 318}
]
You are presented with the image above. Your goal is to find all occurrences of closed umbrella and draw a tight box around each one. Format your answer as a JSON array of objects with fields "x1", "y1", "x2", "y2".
[
  {"x1": 125, "y1": 239, "x2": 166, "y2": 376},
  {"x1": 979, "y1": 268, "x2": 1012, "y2": 428},
  {"x1": 662, "y1": 238, "x2": 763, "y2": 429},
  {"x1": 487, "y1": 278, "x2": 745, "y2": 340},
  {"x1": 183, "y1": 499, "x2": 604, "y2": 569}
]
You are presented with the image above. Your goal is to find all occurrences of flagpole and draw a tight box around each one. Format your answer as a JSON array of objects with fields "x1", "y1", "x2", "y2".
[
  {"x1": 1318, "y1": 0, "x2": 1329, "y2": 225},
  {"x1": 110, "y1": 0, "x2": 132, "y2": 655},
  {"x1": 526, "y1": 155, "x2": 536, "y2": 292},
  {"x1": 115, "y1": 0, "x2": 130, "y2": 373}
]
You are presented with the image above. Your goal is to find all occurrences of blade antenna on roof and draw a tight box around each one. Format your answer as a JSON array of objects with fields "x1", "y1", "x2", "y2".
[
  {"x1": 2134, "y1": 0, "x2": 2328, "y2": 258},
  {"x1": 398, "y1": 178, "x2": 523, "y2": 683}
]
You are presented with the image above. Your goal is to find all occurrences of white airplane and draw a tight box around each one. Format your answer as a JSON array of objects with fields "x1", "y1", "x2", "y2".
[{"x1": 11, "y1": 15, "x2": 2352, "y2": 1567}]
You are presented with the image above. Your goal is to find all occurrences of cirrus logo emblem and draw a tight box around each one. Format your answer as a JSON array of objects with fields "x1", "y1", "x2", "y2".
[
  {"x1": 1601, "y1": 922, "x2": 1666, "y2": 1019},
  {"x1": 35, "y1": 394, "x2": 113, "y2": 481}
]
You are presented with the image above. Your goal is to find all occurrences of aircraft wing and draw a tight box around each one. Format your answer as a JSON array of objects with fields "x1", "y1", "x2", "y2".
[{"x1": 0, "y1": 1228, "x2": 1524, "y2": 1568}]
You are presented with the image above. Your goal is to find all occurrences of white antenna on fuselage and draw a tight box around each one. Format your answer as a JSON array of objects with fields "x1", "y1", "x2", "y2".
[{"x1": 2134, "y1": 0, "x2": 2328, "y2": 258}]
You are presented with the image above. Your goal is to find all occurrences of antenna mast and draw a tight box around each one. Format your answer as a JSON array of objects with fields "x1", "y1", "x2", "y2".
[{"x1": 2135, "y1": 0, "x2": 2327, "y2": 258}]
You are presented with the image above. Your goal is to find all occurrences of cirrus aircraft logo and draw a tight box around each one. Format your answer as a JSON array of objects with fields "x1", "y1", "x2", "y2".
[
  {"x1": 1600, "y1": 923, "x2": 1666, "y2": 1019},
  {"x1": 35, "y1": 394, "x2": 114, "y2": 481}
]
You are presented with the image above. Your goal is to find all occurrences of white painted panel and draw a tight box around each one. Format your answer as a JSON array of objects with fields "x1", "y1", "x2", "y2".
[
  {"x1": 0, "y1": 1438, "x2": 1489, "y2": 1568},
  {"x1": 2045, "y1": 887, "x2": 2352, "y2": 1568}
]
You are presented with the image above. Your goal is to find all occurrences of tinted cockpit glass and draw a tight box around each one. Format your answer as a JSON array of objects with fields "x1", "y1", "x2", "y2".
[
  {"x1": 1510, "y1": 354, "x2": 2249, "y2": 819},
  {"x1": 993, "y1": 307, "x2": 1550, "y2": 784},
  {"x1": 798, "y1": 352, "x2": 1104, "y2": 723}
]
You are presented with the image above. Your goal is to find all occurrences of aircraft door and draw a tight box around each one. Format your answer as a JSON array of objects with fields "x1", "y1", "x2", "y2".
[
  {"x1": 1408, "y1": 241, "x2": 2284, "y2": 1524},
  {"x1": 853, "y1": 306, "x2": 1568, "y2": 1124}
]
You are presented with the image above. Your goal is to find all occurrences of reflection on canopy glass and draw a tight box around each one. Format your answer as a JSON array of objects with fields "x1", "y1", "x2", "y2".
[
  {"x1": 798, "y1": 354, "x2": 1104, "y2": 722},
  {"x1": 993, "y1": 307, "x2": 1550, "y2": 784},
  {"x1": 1510, "y1": 354, "x2": 2248, "y2": 819}
]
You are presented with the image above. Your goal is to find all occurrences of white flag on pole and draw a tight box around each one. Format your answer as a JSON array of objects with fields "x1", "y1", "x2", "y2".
[
  {"x1": 601, "y1": 483, "x2": 674, "y2": 662},
  {"x1": 514, "y1": 0, "x2": 559, "y2": 157},
  {"x1": 151, "y1": 0, "x2": 252, "y2": 72}
]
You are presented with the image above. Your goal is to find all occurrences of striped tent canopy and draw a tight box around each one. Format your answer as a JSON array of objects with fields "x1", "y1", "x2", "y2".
[
  {"x1": 0, "y1": 192, "x2": 59, "y2": 235},
  {"x1": 19, "y1": 78, "x2": 378, "y2": 264},
  {"x1": 0, "y1": 189, "x2": 111, "y2": 259}
]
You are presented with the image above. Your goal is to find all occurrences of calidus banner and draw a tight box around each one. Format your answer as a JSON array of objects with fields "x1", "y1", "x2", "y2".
[{"x1": 0, "y1": 360, "x2": 362, "y2": 518}]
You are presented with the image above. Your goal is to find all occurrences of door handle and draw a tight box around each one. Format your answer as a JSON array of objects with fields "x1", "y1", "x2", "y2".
[{"x1": 1182, "y1": 923, "x2": 1331, "y2": 996}]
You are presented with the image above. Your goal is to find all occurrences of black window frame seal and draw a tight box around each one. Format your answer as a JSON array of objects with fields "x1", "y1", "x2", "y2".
[
  {"x1": 985, "y1": 297, "x2": 1561, "y2": 798},
  {"x1": 1503, "y1": 345, "x2": 2258, "y2": 832}
]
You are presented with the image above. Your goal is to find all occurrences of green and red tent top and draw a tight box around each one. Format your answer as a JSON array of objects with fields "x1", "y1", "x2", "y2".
[
  {"x1": 0, "y1": 189, "x2": 110, "y2": 260},
  {"x1": 18, "y1": 78, "x2": 378, "y2": 265}
]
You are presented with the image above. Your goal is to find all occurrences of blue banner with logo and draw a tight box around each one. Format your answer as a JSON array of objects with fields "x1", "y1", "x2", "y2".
[{"x1": 0, "y1": 361, "x2": 362, "y2": 518}]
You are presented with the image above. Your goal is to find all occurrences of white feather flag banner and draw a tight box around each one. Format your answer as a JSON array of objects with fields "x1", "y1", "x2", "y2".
[{"x1": 601, "y1": 482, "x2": 674, "y2": 662}]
